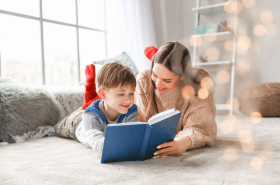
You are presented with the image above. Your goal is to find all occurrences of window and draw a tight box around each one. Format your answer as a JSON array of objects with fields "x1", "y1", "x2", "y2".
[{"x1": 0, "y1": 0, "x2": 115, "y2": 86}]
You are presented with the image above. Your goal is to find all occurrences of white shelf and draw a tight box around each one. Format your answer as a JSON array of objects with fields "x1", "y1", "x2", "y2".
[
  {"x1": 194, "y1": 61, "x2": 232, "y2": 66},
  {"x1": 192, "y1": 2, "x2": 229, "y2": 16},
  {"x1": 216, "y1": 104, "x2": 230, "y2": 110},
  {"x1": 192, "y1": 31, "x2": 232, "y2": 42}
]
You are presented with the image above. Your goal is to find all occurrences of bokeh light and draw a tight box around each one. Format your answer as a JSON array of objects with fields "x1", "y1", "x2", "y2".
[
  {"x1": 251, "y1": 156, "x2": 264, "y2": 169},
  {"x1": 224, "y1": 40, "x2": 233, "y2": 52},
  {"x1": 265, "y1": 23, "x2": 278, "y2": 37},
  {"x1": 237, "y1": 59, "x2": 250, "y2": 75},
  {"x1": 237, "y1": 36, "x2": 251, "y2": 54},
  {"x1": 260, "y1": 11, "x2": 274, "y2": 24},
  {"x1": 242, "y1": 0, "x2": 255, "y2": 8},
  {"x1": 182, "y1": 85, "x2": 195, "y2": 99},
  {"x1": 254, "y1": 24, "x2": 266, "y2": 36},
  {"x1": 238, "y1": 130, "x2": 253, "y2": 143},
  {"x1": 205, "y1": 47, "x2": 220, "y2": 61},
  {"x1": 224, "y1": 148, "x2": 238, "y2": 162},
  {"x1": 226, "y1": 98, "x2": 240, "y2": 111},
  {"x1": 190, "y1": 36, "x2": 202, "y2": 47},
  {"x1": 201, "y1": 76, "x2": 214, "y2": 90},
  {"x1": 198, "y1": 88, "x2": 209, "y2": 100},
  {"x1": 250, "y1": 112, "x2": 262, "y2": 124},
  {"x1": 217, "y1": 70, "x2": 230, "y2": 84},
  {"x1": 220, "y1": 119, "x2": 234, "y2": 134},
  {"x1": 224, "y1": 0, "x2": 243, "y2": 14},
  {"x1": 241, "y1": 141, "x2": 255, "y2": 152}
]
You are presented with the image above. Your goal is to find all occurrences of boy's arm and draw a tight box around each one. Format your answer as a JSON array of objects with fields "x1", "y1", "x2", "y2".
[{"x1": 75, "y1": 112, "x2": 105, "y2": 151}]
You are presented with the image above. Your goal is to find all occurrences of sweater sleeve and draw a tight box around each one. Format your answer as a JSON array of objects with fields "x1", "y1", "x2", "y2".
[
  {"x1": 175, "y1": 89, "x2": 217, "y2": 150},
  {"x1": 75, "y1": 112, "x2": 105, "y2": 151},
  {"x1": 135, "y1": 72, "x2": 149, "y2": 122}
]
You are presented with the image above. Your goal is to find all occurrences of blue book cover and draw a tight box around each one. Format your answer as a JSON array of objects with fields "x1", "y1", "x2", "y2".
[{"x1": 101, "y1": 109, "x2": 181, "y2": 163}]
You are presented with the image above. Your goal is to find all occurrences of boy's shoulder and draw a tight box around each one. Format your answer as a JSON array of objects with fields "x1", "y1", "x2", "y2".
[{"x1": 84, "y1": 99, "x2": 102, "y2": 114}]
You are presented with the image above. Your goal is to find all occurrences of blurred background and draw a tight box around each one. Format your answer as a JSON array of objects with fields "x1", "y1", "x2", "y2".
[{"x1": 0, "y1": 0, "x2": 278, "y2": 111}]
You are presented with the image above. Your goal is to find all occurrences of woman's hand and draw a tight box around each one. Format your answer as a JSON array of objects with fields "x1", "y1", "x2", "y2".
[{"x1": 154, "y1": 136, "x2": 192, "y2": 158}]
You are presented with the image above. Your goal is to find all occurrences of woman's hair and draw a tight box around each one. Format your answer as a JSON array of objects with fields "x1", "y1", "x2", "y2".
[
  {"x1": 97, "y1": 61, "x2": 136, "y2": 90},
  {"x1": 144, "y1": 42, "x2": 192, "y2": 121}
]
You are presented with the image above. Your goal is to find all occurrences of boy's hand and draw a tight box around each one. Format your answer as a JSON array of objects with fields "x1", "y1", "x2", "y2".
[{"x1": 154, "y1": 137, "x2": 192, "y2": 158}]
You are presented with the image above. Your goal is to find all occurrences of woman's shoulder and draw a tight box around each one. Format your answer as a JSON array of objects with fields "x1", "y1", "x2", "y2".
[
  {"x1": 135, "y1": 70, "x2": 150, "y2": 93},
  {"x1": 136, "y1": 70, "x2": 150, "y2": 81}
]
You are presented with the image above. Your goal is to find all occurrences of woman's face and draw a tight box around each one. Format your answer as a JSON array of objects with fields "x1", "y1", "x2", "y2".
[{"x1": 151, "y1": 63, "x2": 181, "y2": 93}]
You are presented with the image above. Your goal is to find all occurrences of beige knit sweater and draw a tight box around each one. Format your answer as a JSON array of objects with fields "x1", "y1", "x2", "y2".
[{"x1": 135, "y1": 70, "x2": 217, "y2": 150}]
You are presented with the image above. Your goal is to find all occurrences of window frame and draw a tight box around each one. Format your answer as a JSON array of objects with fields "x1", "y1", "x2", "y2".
[{"x1": 0, "y1": 0, "x2": 108, "y2": 85}]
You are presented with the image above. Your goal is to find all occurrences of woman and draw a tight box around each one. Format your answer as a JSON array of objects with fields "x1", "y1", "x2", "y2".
[{"x1": 135, "y1": 42, "x2": 217, "y2": 158}]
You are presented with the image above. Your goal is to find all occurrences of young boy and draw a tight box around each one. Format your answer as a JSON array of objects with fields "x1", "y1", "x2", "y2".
[{"x1": 75, "y1": 62, "x2": 138, "y2": 151}]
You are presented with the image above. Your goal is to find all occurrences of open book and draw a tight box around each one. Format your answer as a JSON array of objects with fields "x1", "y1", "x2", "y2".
[{"x1": 101, "y1": 108, "x2": 181, "y2": 163}]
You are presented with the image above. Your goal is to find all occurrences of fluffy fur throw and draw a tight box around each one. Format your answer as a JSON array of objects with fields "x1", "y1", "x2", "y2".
[{"x1": 0, "y1": 79, "x2": 62, "y2": 141}]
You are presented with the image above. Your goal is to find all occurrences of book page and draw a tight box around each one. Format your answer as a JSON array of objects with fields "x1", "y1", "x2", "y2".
[
  {"x1": 108, "y1": 122, "x2": 147, "y2": 126},
  {"x1": 148, "y1": 109, "x2": 180, "y2": 125},
  {"x1": 147, "y1": 108, "x2": 175, "y2": 124}
]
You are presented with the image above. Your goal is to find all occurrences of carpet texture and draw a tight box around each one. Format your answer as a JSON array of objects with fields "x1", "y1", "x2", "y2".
[{"x1": 0, "y1": 112, "x2": 279, "y2": 185}]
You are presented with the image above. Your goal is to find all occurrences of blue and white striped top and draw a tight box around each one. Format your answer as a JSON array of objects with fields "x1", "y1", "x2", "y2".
[{"x1": 75, "y1": 99, "x2": 138, "y2": 151}]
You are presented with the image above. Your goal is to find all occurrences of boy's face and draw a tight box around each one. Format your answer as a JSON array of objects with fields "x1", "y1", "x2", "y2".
[{"x1": 103, "y1": 84, "x2": 135, "y2": 115}]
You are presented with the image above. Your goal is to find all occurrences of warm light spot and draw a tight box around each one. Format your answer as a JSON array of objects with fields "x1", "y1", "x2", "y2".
[
  {"x1": 220, "y1": 120, "x2": 234, "y2": 134},
  {"x1": 204, "y1": 34, "x2": 217, "y2": 42},
  {"x1": 254, "y1": 24, "x2": 266, "y2": 36},
  {"x1": 217, "y1": 71, "x2": 230, "y2": 84},
  {"x1": 242, "y1": 0, "x2": 255, "y2": 8},
  {"x1": 237, "y1": 59, "x2": 250, "y2": 75},
  {"x1": 225, "y1": 114, "x2": 237, "y2": 125},
  {"x1": 241, "y1": 141, "x2": 255, "y2": 152},
  {"x1": 238, "y1": 130, "x2": 253, "y2": 143},
  {"x1": 250, "y1": 112, "x2": 262, "y2": 124},
  {"x1": 265, "y1": 23, "x2": 278, "y2": 37},
  {"x1": 260, "y1": 11, "x2": 274, "y2": 24},
  {"x1": 237, "y1": 36, "x2": 251, "y2": 50},
  {"x1": 224, "y1": 40, "x2": 233, "y2": 52},
  {"x1": 198, "y1": 89, "x2": 209, "y2": 100},
  {"x1": 182, "y1": 86, "x2": 195, "y2": 99},
  {"x1": 236, "y1": 28, "x2": 247, "y2": 37},
  {"x1": 190, "y1": 36, "x2": 202, "y2": 47},
  {"x1": 224, "y1": 0, "x2": 243, "y2": 14},
  {"x1": 263, "y1": 147, "x2": 274, "y2": 159},
  {"x1": 205, "y1": 47, "x2": 220, "y2": 61},
  {"x1": 226, "y1": 98, "x2": 240, "y2": 111},
  {"x1": 251, "y1": 169, "x2": 263, "y2": 181},
  {"x1": 251, "y1": 157, "x2": 264, "y2": 169},
  {"x1": 201, "y1": 77, "x2": 214, "y2": 90},
  {"x1": 224, "y1": 148, "x2": 238, "y2": 162},
  {"x1": 227, "y1": 17, "x2": 239, "y2": 30}
]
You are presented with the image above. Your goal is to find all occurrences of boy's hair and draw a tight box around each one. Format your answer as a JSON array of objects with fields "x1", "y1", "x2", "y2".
[{"x1": 97, "y1": 61, "x2": 136, "y2": 89}]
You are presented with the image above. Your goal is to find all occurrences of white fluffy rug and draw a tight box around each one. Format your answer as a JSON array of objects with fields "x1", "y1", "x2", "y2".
[{"x1": 0, "y1": 112, "x2": 279, "y2": 185}]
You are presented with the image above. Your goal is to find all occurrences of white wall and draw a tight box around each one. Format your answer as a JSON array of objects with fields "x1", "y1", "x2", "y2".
[{"x1": 159, "y1": 0, "x2": 280, "y2": 105}]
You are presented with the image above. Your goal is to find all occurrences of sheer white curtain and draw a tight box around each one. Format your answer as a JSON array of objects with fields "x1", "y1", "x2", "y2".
[{"x1": 106, "y1": 0, "x2": 158, "y2": 72}]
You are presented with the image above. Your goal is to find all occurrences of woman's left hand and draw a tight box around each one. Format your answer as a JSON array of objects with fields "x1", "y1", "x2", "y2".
[{"x1": 154, "y1": 136, "x2": 192, "y2": 158}]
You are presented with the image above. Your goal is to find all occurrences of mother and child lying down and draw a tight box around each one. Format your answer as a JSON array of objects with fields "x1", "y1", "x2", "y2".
[{"x1": 63, "y1": 41, "x2": 217, "y2": 159}]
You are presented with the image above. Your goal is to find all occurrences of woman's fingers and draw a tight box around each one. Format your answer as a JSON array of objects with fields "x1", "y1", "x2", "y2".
[
  {"x1": 157, "y1": 141, "x2": 174, "y2": 149},
  {"x1": 154, "y1": 146, "x2": 173, "y2": 156}
]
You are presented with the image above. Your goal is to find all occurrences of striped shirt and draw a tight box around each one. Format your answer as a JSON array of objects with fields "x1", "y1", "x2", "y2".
[{"x1": 75, "y1": 99, "x2": 138, "y2": 151}]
